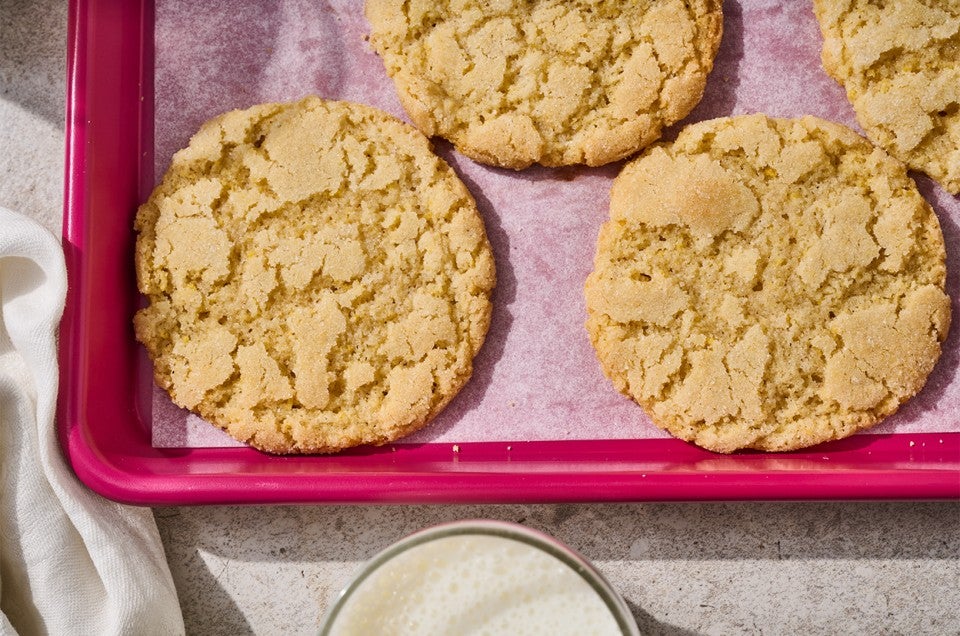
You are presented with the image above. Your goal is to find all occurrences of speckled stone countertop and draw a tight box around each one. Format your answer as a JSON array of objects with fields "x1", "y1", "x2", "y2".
[{"x1": 3, "y1": 2, "x2": 958, "y2": 634}]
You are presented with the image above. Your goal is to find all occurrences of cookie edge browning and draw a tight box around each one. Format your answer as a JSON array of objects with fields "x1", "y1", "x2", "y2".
[
  {"x1": 585, "y1": 114, "x2": 952, "y2": 453},
  {"x1": 134, "y1": 97, "x2": 496, "y2": 455}
]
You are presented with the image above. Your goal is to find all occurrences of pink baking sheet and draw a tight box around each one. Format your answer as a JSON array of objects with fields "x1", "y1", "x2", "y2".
[
  {"x1": 59, "y1": 0, "x2": 960, "y2": 504},
  {"x1": 148, "y1": 0, "x2": 959, "y2": 449}
]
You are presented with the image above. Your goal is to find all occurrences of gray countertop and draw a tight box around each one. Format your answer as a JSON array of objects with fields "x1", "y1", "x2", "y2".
[{"x1": 2, "y1": 2, "x2": 958, "y2": 634}]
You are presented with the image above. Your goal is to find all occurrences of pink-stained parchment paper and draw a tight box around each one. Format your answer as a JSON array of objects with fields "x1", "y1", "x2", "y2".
[{"x1": 150, "y1": 0, "x2": 959, "y2": 447}]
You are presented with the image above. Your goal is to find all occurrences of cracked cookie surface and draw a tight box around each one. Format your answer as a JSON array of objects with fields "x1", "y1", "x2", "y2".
[
  {"x1": 135, "y1": 96, "x2": 495, "y2": 454},
  {"x1": 365, "y1": 0, "x2": 722, "y2": 169},
  {"x1": 814, "y1": 0, "x2": 960, "y2": 193},
  {"x1": 585, "y1": 114, "x2": 951, "y2": 453}
]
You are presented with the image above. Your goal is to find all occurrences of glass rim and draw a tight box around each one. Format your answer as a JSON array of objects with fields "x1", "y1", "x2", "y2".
[{"x1": 319, "y1": 519, "x2": 640, "y2": 636}]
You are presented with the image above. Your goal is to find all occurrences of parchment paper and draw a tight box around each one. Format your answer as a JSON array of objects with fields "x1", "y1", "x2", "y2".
[{"x1": 150, "y1": 0, "x2": 959, "y2": 447}]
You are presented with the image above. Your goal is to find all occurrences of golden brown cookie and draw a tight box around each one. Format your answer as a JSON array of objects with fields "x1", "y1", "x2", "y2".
[
  {"x1": 814, "y1": 0, "x2": 960, "y2": 194},
  {"x1": 585, "y1": 114, "x2": 951, "y2": 453},
  {"x1": 135, "y1": 96, "x2": 495, "y2": 454},
  {"x1": 365, "y1": 0, "x2": 722, "y2": 169}
]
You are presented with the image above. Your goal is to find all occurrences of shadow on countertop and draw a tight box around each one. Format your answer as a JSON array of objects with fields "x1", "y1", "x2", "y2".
[
  {"x1": 155, "y1": 500, "x2": 960, "y2": 634},
  {"x1": 0, "y1": 0, "x2": 68, "y2": 127}
]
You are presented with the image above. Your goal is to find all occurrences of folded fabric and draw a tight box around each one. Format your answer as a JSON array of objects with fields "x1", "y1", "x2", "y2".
[{"x1": 0, "y1": 206, "x2": 184, "y2": 635}]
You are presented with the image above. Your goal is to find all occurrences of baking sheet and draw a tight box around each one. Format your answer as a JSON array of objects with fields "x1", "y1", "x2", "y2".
[{"x1": 149, "y1": 0, "x2": 959, "y2": 448}]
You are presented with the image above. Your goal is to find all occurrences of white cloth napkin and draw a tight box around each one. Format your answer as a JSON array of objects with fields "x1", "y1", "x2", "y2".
[{"x1": 0, "y1": 207, "x2": 184, "y2": 635}]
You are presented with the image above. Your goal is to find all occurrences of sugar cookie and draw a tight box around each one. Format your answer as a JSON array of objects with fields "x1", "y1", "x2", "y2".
[
  {"x1": 585, "y1": 114, "x2": 951, "y2": 452},
  {"x1": 135, "y1": 97, "x2": 496, "y2": 453},
  {"x1": 366, "y1": 0, "x2": 722, "y2": 169},
  {"x1": 814, "y1": 0, "x2": 960, "y2": 193}
]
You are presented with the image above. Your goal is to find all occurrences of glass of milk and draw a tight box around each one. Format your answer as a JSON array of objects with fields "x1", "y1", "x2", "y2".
[{"x1": 319, "y1": 520, "x2": 640, "y2": 635}]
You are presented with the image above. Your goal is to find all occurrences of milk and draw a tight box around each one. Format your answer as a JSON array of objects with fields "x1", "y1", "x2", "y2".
[{"x1": 323, "y1": 533, "x2": 629, "y2": 635}]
